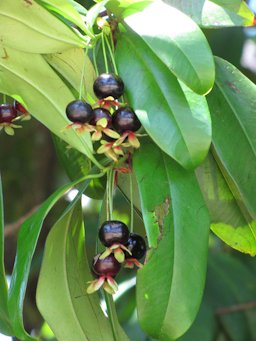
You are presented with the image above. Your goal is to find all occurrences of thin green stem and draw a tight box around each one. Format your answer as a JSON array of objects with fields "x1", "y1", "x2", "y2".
[
  {"x1": 104, "y1": 292, "x2": 118, "y2": 341},
  {"x1": 109, "y1": 168, "x2": 115, "y2": 220},
  {"x1": 106, "y1": 171, "x2": 110, "y2": 220},
  {"x1": 129, "y1": 172, "x2": 134, "y2": 233},
  {"x1": 79, "y1": 46, "x2": 89, "y2": 100},
  {"x1": 93, "y1": 44, "x2": 99, "y2": 77},
  {"x1": 101, "y1": 33, "x2": 109, "y2": 73},
  {"x1": 104, "y1": 35, "x2": 118, "y2": 74}
]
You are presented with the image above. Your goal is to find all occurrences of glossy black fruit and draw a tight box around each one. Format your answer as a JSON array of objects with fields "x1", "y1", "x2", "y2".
[
  {"x1": 92, "y1": 253, "x2": 121, "y2": 277},
  {"x1": 93, "y1": 73, "x2": 124, "y2": 99},
  {"x1": 99, "y1": 220, "x2": 130, "y2": 247},
  {"x1": 112, "y1": 107, "x2": 141, "y2": 133},
  {"x1": 66, "y1": 100, "x2": 93, "y2": 123},
  {"x1": 90, "y1": 108, "x2": 112, "y2": 126},
  {"x1": 0, "y1": 104, "x2": 17, "y2": 123},
  {"x1": 125, "y1": 233, "x2": 147, "y2": 260}
]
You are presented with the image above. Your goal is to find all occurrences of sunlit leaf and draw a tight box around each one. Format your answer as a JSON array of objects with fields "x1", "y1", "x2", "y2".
[
  {"x1": 116, "y1": 31, "x2": 211, "y2": 169},
  {"x1": 124, "y1": 1, "x2": 215, "y2": 94},
  {"x1": 0, "y1": 0, "x2": 86, "y2": 54},
  {"x1": 0, "y1": 45, "x2": 103, "y2": 169},
  {"x1": 164, "y1": 0, "x2": 254, "y2": 27}
]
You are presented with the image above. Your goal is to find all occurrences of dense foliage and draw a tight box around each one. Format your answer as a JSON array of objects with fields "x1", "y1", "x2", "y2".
[{"x1": 0, "y1": 0, "x2": 256, "y2": 340}]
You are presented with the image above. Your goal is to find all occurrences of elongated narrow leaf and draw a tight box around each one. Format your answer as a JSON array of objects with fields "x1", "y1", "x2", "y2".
[
  {"x1": 116, "y1": 32, "x2": 211, "y2": 169},
  {"x1": 0, "y1": 45, "x2": 103, "y2": 169},
  {"x1": 196, "y1": 154, "x2": 256, "y2": 256},
  {"x1": 164, "y1": 0, "x2": 254, "y2": 27},
  {"x1": 0, "y1": 0, "x2": 85, "y2": 54},
  {"x1": 134, "y1": 139, "x2": 210, "y2": 339},
  {"x1": 36, "y1": 0, "x2": 93, "y2": 37},
  {"x1": 8, "y1": 173, "x2": 102, "y2": 340},
  {"x1": 37, "y1": 203, "x2": 128, "y2": 340},
  {"x1": 124, "y1": 1, "x2": 215, "y2": 95},
  {"x1": 0, "y1": 177, "x2": 13, "y2": 336},
  {"x1": 45, "y1": 47, "x2": 96, "y2": 100},
  {"x1": 207, "y1": 57, "x2": 256, "y2": 249}
]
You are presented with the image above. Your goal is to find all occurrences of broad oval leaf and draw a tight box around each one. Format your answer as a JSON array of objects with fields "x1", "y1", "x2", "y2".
[
  {"x1": 124, "y1": 1, "x2": 215, "y2": 95},
  {"x1": 164, "y1": 0, "x2": 254, "y2": 27},
  {"x1": 37, "y1": 203, "x2": 128, "y2": 341},
  {"x1": 208, "y1": 57, "x2": 256, "y2": 221},
  {"x1": 134, "y1": 139, "x2": 210, "y2": 339},
  {"x1": 0, "y1": 45, "x2": 103, "y2": 169},
  {"x1": 0, "y1": 0, "x2": 85, "y2": 54},
  {"x1": 196, "y1": 154, "x2": 256, "y2": 256},
  {"x1": 116, "y1": 31, "x2": 211, "y2": 169}
]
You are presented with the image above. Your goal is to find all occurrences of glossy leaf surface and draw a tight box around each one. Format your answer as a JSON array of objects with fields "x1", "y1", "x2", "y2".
[
  {"x1": 134, "y1": 139, "x2": 210, "y2": 339},
  {"x1": 8, "y1": 174, "x2": 101, "y2": 340},
  {"x1": 37, "y1": 204, "x2": 127, "y2": 340},
  {"x1": 164, "y1": 0, "x2": 254, "y2": 27},
  {"x1": 36, "y1": 0, "x2": 93, "y2": 36},
  {"x1": 196, "y1": 154, "x2": 256, "y2": 256},
  {"x1": 0, "y1": 177, "x2": 12, "y2": 336},
  {"x1": 116, "y1": 32, "x2": 211, "y2": 169},
  {"x1": 207, "y1": 57, "x2": 256, "y2": 253},
  {"x1": 0, "y1": 46, "x2": 103, "y2": 169},
  {"x1": 0, "y1": 0, "x2": 85, "y2": 53},
  {"x1": 107, "y1": 0, "x2": 152, "y2": 18},
  {"x1": 124, "y1": 1, "x2": 215, "y2": 94}
]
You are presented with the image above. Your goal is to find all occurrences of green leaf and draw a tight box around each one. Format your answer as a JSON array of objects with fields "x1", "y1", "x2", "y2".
[
  {"x1": 8, "y1": 173, "x2": 104, "y2": 340},
  {"x1": 0, "y1": 0, "x2": 86, "y2": 54},
  {"x1": 85, "y1": 0, "x2": 110, "y2": 28},
  {"x1": 44, "y1": 47, "x2": 96, "y2": 100},
  {"x1": 164, "y1": 0, "x2": 254, "y2": 27},
  {"x1": 0, "y1": 176, "x2": 13, "y2": 336},
  {"x1": 124, "y1": 1, "x2": 215, "y2": 95},
  {"x1": 207, "y1": 57, "x2": 256, "y2": 245},
  {"x1": 134, "y1": 139, "x2": 210, "y2": 340},
  {"x1": 107, "y1": 0, "x2": 153, "y2": 19},
  {"x1": 37, "y1": 203, "x2": 127, "y2": 340},
  {"x1": 196, "y1": 154, "x2": 256, "y2": 256},
  {"x1": 36, "y1": 0, "x2": 93, "y2": 37},
  {"x1": 116, "y1": 32, "x2": 211, "y2": 169},
  {"x1": 0, "y1": 46, "x2": 103, "y2": 169}
]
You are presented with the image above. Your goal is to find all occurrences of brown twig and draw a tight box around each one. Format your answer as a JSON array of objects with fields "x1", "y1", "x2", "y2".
[
  {"x1": 215, "y1": 301, "x2": 256, "y2": 315},
  {"x1": 4, "y1": 206, "x2": 39, "y2": 237}
]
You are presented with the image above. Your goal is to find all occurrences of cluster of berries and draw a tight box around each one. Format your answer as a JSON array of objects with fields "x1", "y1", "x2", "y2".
[
  {"x1": 0, "y1": 101, "x2": 30, "y2": 135},
  {"x1": 65, "y1": 73, "x2": 142, "y2": 162},
  {"x1": 87, "y1": 220, "x2": 146, "y2": 294}
]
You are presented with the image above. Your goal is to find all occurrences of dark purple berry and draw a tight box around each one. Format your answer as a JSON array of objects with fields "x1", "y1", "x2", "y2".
[
  {"x1": 99, "y1": 220, "x2": 130, "y2": 247},
  {"x1": 66, "y1": 100, "x2": 93, "y2": 123},
  {"x1": 112, "y1": 107, "x2": 141, "y2": 133},
  {"x1": 125, "y1": 233, "x2": 147, "y2": 260},
  {"x1": 92, "y1": 253, "x2": 121, "y2": 277},
  {"x1": 93, "y1": 73, "x2": 124, "y2": 99},
  {"x1": 90, "y1": 108, "x2": 112, "y2": 126},
  {"x1": 0, "y1": 104, "x2": 17, "y2": 123},
  {"x1": 13, "y1": 101, "x2": 27, "y2": 114}
]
